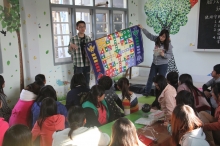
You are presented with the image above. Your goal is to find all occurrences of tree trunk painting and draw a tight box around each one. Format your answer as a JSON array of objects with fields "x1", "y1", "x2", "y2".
[{"x1": 0, "y1": 0, "x2": 24, "y2": 91}]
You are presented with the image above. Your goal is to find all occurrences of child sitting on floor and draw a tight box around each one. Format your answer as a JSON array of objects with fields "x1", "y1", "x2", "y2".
[
  {"x1": 32, "y1": 97, "x2": 65, "y2": 146},
  {"x1": 199, "y1": 83, "x2": 220, "y2": 146},
  {"x1": 171, "y1": 105, "x2": 209, "y2": 146},
  {"x1": 109, "y1": 117, "x2": 145, "y2": 146},
  {"x1": 82, "y1": 85, "x2": 110, "y2": 127},
  {"x1": 98, "y1": 75, "x2": 124, "y2": 119},
  {"x1": 203, "y1": 64, "x2": 220, "y2": 115},
  {"x1": 3, "y1": 124, "x2": 32, "y2": 146},
  {"x1": 52, "y1": 106, "x2": 110, "y2": 146},
  {"x1": 117, "y1": 77, "x2": 139, "y2": 115}
]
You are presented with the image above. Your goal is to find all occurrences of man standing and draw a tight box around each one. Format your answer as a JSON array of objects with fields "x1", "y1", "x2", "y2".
[{"x1": 68, "y1": 21, "x2": 91, "y2": 87}]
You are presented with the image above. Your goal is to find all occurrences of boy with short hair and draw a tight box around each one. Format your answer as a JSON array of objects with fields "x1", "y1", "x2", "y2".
[
  {"x1": 68, "y1": 21, "x2": 91, "y2": 87},
  {"x1": 98, "y1": 76, "x2": 124, "y2": 120},
  {"x1": 203, "y1": 64, "x2": 220, "y2": 114}
]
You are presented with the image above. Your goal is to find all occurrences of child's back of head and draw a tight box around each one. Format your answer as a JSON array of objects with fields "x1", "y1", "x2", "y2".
[
  {"x1": 212, "y1": 64, "x2": 220, "y2": 78},
  {"x1": 117, "y1": 77, "x2": 130, "y2": 100},
  {"x1": 98, "y1": 76, "x2": 113, "y2": 90},
  {"x1": 70, "y1": 73, "x2": 87, "y2": 89},
  {"x1": 2, "y1": 124, "x2": 32, "y2": 146},
  {"x1": 167, "y1": 71, "x2": 178, "y2": 90}
]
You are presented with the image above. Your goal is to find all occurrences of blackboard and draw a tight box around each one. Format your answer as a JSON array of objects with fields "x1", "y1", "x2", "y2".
[{"x1": 198, "y1": 0, "x2": 220, "y2": 49}]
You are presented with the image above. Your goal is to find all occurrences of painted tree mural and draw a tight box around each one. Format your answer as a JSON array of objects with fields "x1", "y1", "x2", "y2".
[
  {"x1": 0, "y1": 0, "x2": 24, "y2": 90},
  {"x1": 144, "y1": 0, "x2": 195, "y2": 34}
]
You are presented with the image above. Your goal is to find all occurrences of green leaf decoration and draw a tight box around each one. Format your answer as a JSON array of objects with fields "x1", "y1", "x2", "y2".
[
  {"x1": 15, "y1": 55, "x2": 17, "y2": 58},
  {"x1": 46, "y1": 50, "x2": 49, "y2": 54},
  {"x1": 44, "y1": 11, "x2": 46, "y2": 15},
  {"x1": 4, "y1": 48, "x2": 6, "y2": 51},
  {"x1": 39, "y1": 34, "x2": 41, "y2": 38},
  {"x1": 0, "y1": 5, "x2": 3, "y2": 11},
  {"x1": 7, "y1": 61, "x2": 10, "y2": 66},
  {"x1": 9, "y1": 42, "x2": 11, "y2": 46},
  {"x1": 11, "y1": 75, "x2": 13, "y2": 77},
  {"x1": 10, "y1": 87, "x2": 12, "y2": 89},
  {"x1": 46, "y1": 24, "x2": 49, "y2": 26},
  {"x1": 15, "y1": 69, "x2": 18, "y2": 72},
  {"x1": 13, "y1": 36, "x2": 15, "y2": 38},
  {"x1": 144, "y1": 0, "x2": 191, "y2": 34}
]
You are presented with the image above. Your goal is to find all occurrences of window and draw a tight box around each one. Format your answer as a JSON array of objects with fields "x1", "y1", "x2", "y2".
[
  {"x1": 113, "y1": 11, "x2": 125, "y2": 32},
  {"x1": 96, "y1": 10, "x2": 109, "y2": 39},
  {"x1": 52, "y1": 7, "x2": 72, "y2": 64},
  {"x1": 51, "y1": 0, "x2": 72, "y2": 5},
  {"x1": 75, "y1": 9, "x2": 93, "y2": 38},
  {"x1": 113, "y1": 0, "x2": 127, "y2": 8},
  {"x1": 50, "y1": 0, "x2": 128, "y2": 64},
  {"x1": 95, "y1": 0, "x2": 110, "y2": 7},
  {"x1": 75, "y1": 0, "x2": 93, "y2": 6}
]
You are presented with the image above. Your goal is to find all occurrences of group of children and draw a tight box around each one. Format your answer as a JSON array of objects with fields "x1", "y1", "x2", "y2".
[
  {"x1": 0, "y1": 63, "x2": 220, "y2": 145},
  {"x1": 0, "y1": 72, "x2": 141, "y2": 146}
]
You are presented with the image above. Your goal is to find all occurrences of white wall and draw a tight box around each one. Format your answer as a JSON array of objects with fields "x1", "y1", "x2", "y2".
[
  {"x1": 138, "y1": 0, "x2": 218, "y2": 83},
  {"x1": 0, "y1": 0, "x2": 140, "y2": 106}
]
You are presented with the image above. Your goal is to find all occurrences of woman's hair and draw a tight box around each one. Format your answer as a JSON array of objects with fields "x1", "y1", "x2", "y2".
[
  {"x1": 213, "y1": 83, "x2": 220, "y2": 102},
  {"x1": 171, "y1": 105, "x2": 202, "y2": 145},
  {"x1": 35, "y1": 74, "x2": 46, "y2": 87},
  {"x1": 2, "y1": 124, "x2": 32, "y2": 146},
  {"x1": 0, "y1": 75, "x2": 5, "y2": 94},
  {"x1": 98, "y1": 75, "x2": 113, "y2": 90},
  {"x1": 155, "y1": 29, "x2": 170, "y2": 51},
  {"x1": 86, "y1": 85, "x2": 105, "y2": 107},
  {"x1": 70, "y1": 73, "x2": 87, "y2": 89},
  {"x1": 179, "y1": 74, "x2": 205, "y2": 98},
  {"x1": 67, "y1": 106, "x2": 86, "y2": 139},
  {"x1": 117, "y1": 77, "x2": 131, "y2": 101},
  {"x1": 35, "y1": 85, "x2": 57, "y2": 106},
  {"x1": 167, "y1": 71, "x2": 179, "y2": 90},
  {"x1": 175, "y1": 90, "x2": 197, "y2": 115},
  {"x1": 25, "y1": 82, "x2": 42, "y2": 95},
  {"x1": 153, "y1": 75, "x2": 168, "y2": 98},
  {"x1": 109, "y1": 117, "x2": 139, "y2": 146},
  {"x1": 37, "y1": 97, "x2": 57, "y2": 129}
]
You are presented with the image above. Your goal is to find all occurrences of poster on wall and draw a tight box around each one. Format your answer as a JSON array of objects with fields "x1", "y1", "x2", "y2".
[{"x1": 85, "y1": 25, "x2": 144, "y2": 81}]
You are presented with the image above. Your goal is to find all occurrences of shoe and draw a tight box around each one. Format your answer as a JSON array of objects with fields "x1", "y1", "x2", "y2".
[{"x1": 142, "y1": 93, "x2": 149, "y2": 97}]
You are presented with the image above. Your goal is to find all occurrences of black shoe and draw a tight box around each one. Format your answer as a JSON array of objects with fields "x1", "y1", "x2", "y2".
[{"x1": 142, "y1": 93, "x2": 149, "y2": 97}]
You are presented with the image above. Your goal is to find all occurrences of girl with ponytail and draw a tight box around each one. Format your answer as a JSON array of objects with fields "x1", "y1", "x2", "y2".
[
  {"x1": 82, "y1": 85, "x2": 110, "y2": 127},
  {"x1": 117, "y1": 77, "x2": 139, "y2": 115},
  {"x1": 52, "y1": 106, "x2": 110, "y2": 146}
]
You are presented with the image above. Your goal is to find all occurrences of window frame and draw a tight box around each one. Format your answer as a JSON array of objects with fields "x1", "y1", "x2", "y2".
[{"x1": 50, "y1": 0, "x2": 129, "y2": 65}]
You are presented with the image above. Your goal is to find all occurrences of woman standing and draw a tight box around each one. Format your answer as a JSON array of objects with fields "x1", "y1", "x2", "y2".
[{"x1": 138, "y1": 25, "x2": 173, "y2": 96}]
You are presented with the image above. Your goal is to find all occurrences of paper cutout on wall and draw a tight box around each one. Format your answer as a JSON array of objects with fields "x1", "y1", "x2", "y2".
[
  {"x1": 56, "y1": 79, "x2": 70, "y2": 86},
  {"x1": 0, "y1": 41, "x2": 3, "y2": 73},
  {"x1": 144, "y1": 0, "x2": 193, "y2": 34},
  {"x1": 207, "y1": 73, "x2": 212, "y2": 76},
  {"x1": 85, "y1": 25, "x2": 144, "y2": 81}
]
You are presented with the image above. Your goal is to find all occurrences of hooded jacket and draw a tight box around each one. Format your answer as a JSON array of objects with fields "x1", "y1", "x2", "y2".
[
  {"x1": 82, "y1": 100, "x2": 109, "y2": 127},
  {"x1": 31, "y1": 101, "x2": 68, "y2": 128},
  {"x1": 0, "y1": 118, "x2": 9, "y2": 146},
  {"x1": 9, "y1": 89, "x2": 37, "y2": 128},
  {"x1": 52, "y1": 126, "x2": 110, "y2": 146},
  {"x1": 32, "y1": 114, "x2": 65, "y2": 146},
  {"x1": 179, "y1": 128, "x2": 209, "y2": 146}
]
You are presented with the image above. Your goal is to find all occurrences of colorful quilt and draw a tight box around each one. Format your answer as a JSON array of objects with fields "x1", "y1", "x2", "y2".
[{"x1": 85, "y1": 25, "x2": 144, "y2": 81}]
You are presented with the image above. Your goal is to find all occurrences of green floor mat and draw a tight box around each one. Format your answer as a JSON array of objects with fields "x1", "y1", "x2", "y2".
[{"x1": 138, "y1": 96, "x2": 155, "y2": 104}]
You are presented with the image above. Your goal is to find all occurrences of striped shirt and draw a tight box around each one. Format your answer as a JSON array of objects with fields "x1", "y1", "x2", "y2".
[
  {"x1": 68, "y1": 34, "x2": 91, "y2": 67},
  {"x1": 121, "y1": 93, "x2": 139, "y2": 115}
]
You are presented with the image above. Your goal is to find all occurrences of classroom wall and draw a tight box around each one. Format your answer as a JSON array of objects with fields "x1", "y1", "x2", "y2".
[
  {"x1": 138, "y1": 0, "x2": 219, "y2": 83},
  {"x1": 0, "y1": 0, "x2": 139, "y2": 107}
]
